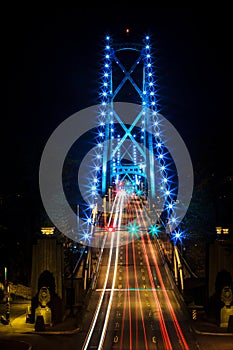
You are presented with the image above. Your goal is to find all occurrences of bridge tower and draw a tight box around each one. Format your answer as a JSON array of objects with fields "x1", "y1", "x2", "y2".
[
  {"x1": 99, "y1": 35, "x2": 157, "y2": 198},
  {"x1": 88, "y1": 33, "x2": 177, "y2": 228}
]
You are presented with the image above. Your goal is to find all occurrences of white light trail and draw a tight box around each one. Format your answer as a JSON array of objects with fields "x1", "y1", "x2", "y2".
[
  {"x1": 97, "y1": 191, "x2": 123, "y2": 349},
  {"x1": 82, "y1": 191, "x2": 123, "y2": 350}
]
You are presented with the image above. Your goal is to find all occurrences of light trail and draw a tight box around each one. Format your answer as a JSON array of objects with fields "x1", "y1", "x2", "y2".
[
  {"x1": 97, "y1": 191, "x2": 123, "y2": 349},
  {"x1": 126, "y1": 229, "x2": 133, "y2": 350},
  {"x1": 132, "y1": 236, "x2": 149, "y2": 350},
  {"x1": 96, "y1": 288, "x2": 162, "y2": 292},
  {"x1": 133, "y1": 198, "x2": 172, "y2": 349},
  {"x1": 81, "y1": 234, "x2": 114, "y2": 350},
  {"x1": 135, "y1": 197, "x2": 190, "y2": 350},
  {"x1": 82, "y1": 192, "x2": 191, "y2": 349},
  {"x1": 81, "y1": 194, "x2": 119, "y2": 350},
  {"x1": 129, "y1": 195, "x2": 139, "y2": 349},
  {"x1": 141, "y1": 234, "x2": 173, "y2": 349},
  {"x1": 120, "y1": 283, "x2": 128, "y2": 349},
  {"x1": 146, "y1": 230, "x2": 190, "y2": 350},
  {"x1": 119, "y1": 216, "x2": 133, "y2": 350}
]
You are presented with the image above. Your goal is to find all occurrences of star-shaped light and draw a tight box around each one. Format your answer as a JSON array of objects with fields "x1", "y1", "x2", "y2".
[
  {"x1": 136, "y1": 189, "x2": 143, "y2": 196},
  {"x1": 148, "y1": 224, "x2": 161, "y2": 238},
  {"x1": 127, "y1": 221, "x2": 140, "y2": 238},
  {"x1": 171, "y1": 228, "x2": 185, "y2": 244}
]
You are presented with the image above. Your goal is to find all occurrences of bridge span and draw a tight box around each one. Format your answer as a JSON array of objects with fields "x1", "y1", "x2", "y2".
[{"x1": 70, "y1": 190, "x2": 197, "y2": 349}]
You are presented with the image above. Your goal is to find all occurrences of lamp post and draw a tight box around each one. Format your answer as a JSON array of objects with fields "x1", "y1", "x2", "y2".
[
  {"x1": 103, "y1": 195, "x2": 107, "y2": 226},
  {"x1": 4, "y1": 266, "x2": 10, "y2": 322},
  {"x1": 70, "y1": 243, "x2": 74, "y2": 317},
  {"x1": 108, "y1": 187, "x2": 112, "y2": 208},
  {"x1": 77, "y1": 204, "x2": 80, "y2": 232}
]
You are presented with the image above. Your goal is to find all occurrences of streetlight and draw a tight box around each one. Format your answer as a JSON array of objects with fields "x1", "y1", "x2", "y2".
[
  {"x1": 77, "y1": 204, "x2": 80, "y2": 232},
  {"x1": 4, "y1": 266, "x2": 10, "y2": 323},
  {"x1": 216, "y1": 226, "x2": 229, "y2": 238},
  {"x1": 103, "y1": 194, "x2": 107, "y2": 226},
  {"x1": 216, "y1": 226, "x2": 222, "y2": 235},
  {"x1": 222, "y1": 228, "x2": 229, "y2": 235}
]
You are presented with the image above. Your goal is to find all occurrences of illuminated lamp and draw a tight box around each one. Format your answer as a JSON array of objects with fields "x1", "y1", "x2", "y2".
[
  {"x1": 222, "y1": 228, "x2": 229, "y2": 234},
  {"x1": 41, "y1": 227, "x2": 55, "y2": 235}
]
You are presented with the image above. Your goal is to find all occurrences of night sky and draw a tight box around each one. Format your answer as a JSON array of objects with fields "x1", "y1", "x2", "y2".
[{"x1": 4, "y1": 7, "x2": 232, "y2": 206}]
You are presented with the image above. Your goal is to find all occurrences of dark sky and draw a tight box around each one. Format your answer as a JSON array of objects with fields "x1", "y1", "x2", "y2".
[{"x1": 4, "y1": 7, "x2": 232, "y2": 197}]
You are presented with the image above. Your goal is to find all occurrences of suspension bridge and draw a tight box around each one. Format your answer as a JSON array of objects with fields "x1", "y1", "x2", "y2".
[{"x1": 63, "y1": 32, "x2": 198, "y2": 349}]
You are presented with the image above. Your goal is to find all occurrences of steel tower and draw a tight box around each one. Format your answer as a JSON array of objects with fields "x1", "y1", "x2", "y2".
[
  {"x1": 81, "y1": 33, "x2": 179, "y2": 238},
  {"x1": 95, "y1": 34, "x2": 176, "y2": 209},
  {"x1": 99, "y1": 35, "x2": 157, "y2": 198}
]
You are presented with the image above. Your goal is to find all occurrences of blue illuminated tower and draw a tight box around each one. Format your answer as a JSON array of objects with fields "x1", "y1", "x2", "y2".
[
  {"x1": 98, "y1": 35, "x2": 158, "y2": 196},
  {"x1": 83, "y1": 33, "x2": 179, "y2": 238},
  {"x1": 98, "y1": 34, "x2": 176, "y2": 200}
]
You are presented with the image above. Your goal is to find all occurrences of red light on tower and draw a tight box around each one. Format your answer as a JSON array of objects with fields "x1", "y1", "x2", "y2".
[{"x1": 126, "y1": 28, "x2": 130, "y2": 34}]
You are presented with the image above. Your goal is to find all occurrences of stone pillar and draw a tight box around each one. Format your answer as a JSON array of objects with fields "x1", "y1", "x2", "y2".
[
  {"x1": 30, "y1": 238, "x2": 64, "y2": 325},
  {"x1": 31, "y1": 238, "x2": 64, "y2": 299},
  {"x1": 208, "y1": 240, "x2": 233, "y2": 298}
]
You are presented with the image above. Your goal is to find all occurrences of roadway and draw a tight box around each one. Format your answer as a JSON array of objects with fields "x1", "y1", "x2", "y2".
[{"x1": 81, "y1": 190, "x2": 198, "y2": 349}]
